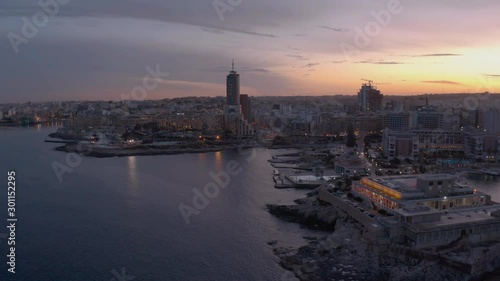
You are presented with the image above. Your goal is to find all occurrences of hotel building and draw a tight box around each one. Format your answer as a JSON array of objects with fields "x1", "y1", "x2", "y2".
[
  {"x1": 352, "y1": 174, "x2": 490, "y2": 214},
  {"x1": 351, "y1": 174, "x2": 500, "y2": 248},
  {"x1": 382, "y1": 129, "x2": 465, "y2": 160}
]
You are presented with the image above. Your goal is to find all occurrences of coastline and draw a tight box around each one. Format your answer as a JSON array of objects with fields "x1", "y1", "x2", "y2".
[
  {"x1": 267, "y1": 187, "x2": 500, "y2": 281},
  {"x1": 53, "y1": 142, "x2": 258, "y2": 158}
]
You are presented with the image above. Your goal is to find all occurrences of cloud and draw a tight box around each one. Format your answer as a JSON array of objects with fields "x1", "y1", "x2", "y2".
[
  {"x1": 483, "y1": 74, "x2": 500, "y2": 78},
  {"x1": 356, "y1": 60, "x2": 406, "y2": 65},
  {"x1": 409, "y1": 53, "x2": 463, "y2": 57},
  {"x1": 287, "y1": 54, "x2": 310, "y2": 60},
  {"x1": 199, "y1": 66, "x2": 270, "y2": 73},
  {"x1": 196, "y1": 24, "x2": 278, "y2": 38},
  {"x1": 421, "y1": 80, "x2": 465, "y2": 85},
  {"x1": 319, "y1": 26, "x2": 349, "y2": 32},
  {"x1": 251, "y1": 68, "x2": 270, "y2": 73},
  {"x1": 303, "y1": 63, "x2": 320, "y2": 68},
  {"x1": 2, "y1": 0, "x2": 500, "y2": 102},
  {"x1": 0, "y1": 26, "x2": 292, "y2": 103},
  {"x1": 200, "y1": 28, "x2": 225, "y2": 34}
]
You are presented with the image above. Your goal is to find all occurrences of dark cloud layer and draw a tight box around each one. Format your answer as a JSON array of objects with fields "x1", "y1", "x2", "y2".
[
  {"x1": 1, "y1": 0, "x2": 500, "y2": 101},
  {"x1": 421, "y1": 80, "x2": 465, "y2": 85}
]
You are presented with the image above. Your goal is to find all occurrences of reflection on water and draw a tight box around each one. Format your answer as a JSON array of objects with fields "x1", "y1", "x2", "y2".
[
  {"x1": 46, "y1": 121, "x2": 63, "y2": 127},
  {"x1": 214, "y1": 151, "x2": 223, "y2": 170},
  {"x1": 127, "y1": 156, "x2": 138, "y2": 191},
  {"x1": 0, "y1": 126, "x2": 336, "y2": 280},
  {"x1": 198, "y1": 153, "x2": 206, "y2": 161}
]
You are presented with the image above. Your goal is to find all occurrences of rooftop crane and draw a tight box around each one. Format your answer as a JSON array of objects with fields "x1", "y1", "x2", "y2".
[{"x1": 361, "y1": 79, "x2": 374, "y2": 86}]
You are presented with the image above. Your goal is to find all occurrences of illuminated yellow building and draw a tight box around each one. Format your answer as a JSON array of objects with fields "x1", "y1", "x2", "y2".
[{"x1": 352, "y1": 174, "x2": 490, "y2": 214}]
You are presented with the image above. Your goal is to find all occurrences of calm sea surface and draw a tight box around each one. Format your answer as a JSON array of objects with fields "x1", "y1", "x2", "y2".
[{"x1": 0, "y1": 125, "x2": 314, "y2": 281}]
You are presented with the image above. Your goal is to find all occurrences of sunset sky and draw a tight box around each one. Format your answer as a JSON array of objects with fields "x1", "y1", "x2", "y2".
[{"x1": 1, "y1": 0, "x2": 500, "y2": 102}]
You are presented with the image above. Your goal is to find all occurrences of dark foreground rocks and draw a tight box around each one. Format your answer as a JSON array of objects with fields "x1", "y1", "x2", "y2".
[{"x1": 267, "y1": 192, "x2": 490, "y2": 281}]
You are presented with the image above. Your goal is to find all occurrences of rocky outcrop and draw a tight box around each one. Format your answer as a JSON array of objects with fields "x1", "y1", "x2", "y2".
[
  {"x1": 272, "y1": 220, "x2": 472, "y2": 281},
  {"x1": 266, "y1": 196, "x2": 338, "y2": 231},
  {"x1": 267, "y1": 190, "x2": 490, "y2": 281}
]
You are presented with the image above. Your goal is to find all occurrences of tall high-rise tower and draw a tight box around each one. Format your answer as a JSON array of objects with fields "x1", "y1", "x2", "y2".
[
  {"x1": 358, "y1": 82, "x2": 383, "y2": 112},
  {"x1": 219, "y1": 60, "x2": 253, "y2": 137},
  {"x1": 227, "y1": 60, "x2": 240, "y2": 105},
  {"x1": 226, "y1": 60, "x2": 241, "y2": 114}
]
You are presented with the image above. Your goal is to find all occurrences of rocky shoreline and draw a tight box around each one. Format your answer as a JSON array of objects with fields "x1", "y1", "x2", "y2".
[
  {"x1": 48, "y1": 132, "x2": 88, "y2": 141},
  {"x1": 267, "y1": 189, "x2": 498, "y2": 281},
  {"x1": 267, "y1": 196, "x2": 337, "y2": 232}
]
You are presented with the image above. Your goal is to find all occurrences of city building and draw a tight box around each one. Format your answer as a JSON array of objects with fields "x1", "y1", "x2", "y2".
[
  {"x1": 483, "y1": 110, "x2": 500, "y2": 135},
  {"x1": 321, "y1": 174, "x2": 500, "y2": 250},
  {"x1": 219, "y1": 61, "x2": 253, "y2": 137},
  {"x1": 413, "y1": 107, "x2": 443, "y2": 130},
  {"x1": 384, "y1": 100, "x2": 402, "y2": 111},
  {"x1": 347, "y1": 114, "x2": 383, "y2": 133},
  {"x1": 334, "y1": 157, "x2": 367, "y2": 176},
  {"x1": 382, "y1": 129, "x2": 464, "y2": 160},
  {"x1": 383, "y1": 112, "x2": 412, "y2": 131},
  {"x1": 463, "y1": 128, "x2": 498, "y2": 161},
  {"x1": 240, "y1": 94, "x2": 252, "y2": 122},
  {"x1": 460, "y1": 109, "x2": 482, "y2": 128},
  {"x1": 225, "y1": 60, "x2": 241, "y2": 115},
  {"x1": 358, "y1": 82, "x2": 383, "y2": 112},
  {"x1": 352, "y1": 174, "x2": 490, "y2": 214},
  {"x1": 403, "y1": 97, "x2": 428, "y2": 111},
  {"x1": 382, "y1": 130, "x2": 419, "y2": 160},
  {"x1": 414, "y1": 129, "x2": 464, "y2": 153}
]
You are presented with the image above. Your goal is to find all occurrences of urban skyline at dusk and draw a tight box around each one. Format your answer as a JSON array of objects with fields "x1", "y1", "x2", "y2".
[
  {"x1": 4, "y1": 2, "x2": 500, "y2": 280},
  {"x1": 1, "y1": 0, "x2": 500, "y2": 103}
]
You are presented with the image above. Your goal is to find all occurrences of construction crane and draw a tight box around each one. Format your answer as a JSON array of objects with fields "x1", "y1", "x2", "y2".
[{"x1": 361, "y1": 79, "x2": 374, "y2": 86}]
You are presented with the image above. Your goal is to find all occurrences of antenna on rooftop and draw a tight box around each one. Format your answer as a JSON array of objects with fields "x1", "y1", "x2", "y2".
[{"x1": 232, "y1": 59, "x2": 235, "y2": 72}]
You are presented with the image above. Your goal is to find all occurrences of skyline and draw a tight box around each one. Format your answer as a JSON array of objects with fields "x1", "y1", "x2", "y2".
[{"x1": 1, "y1": 0, "x2": 500, "y2": 103}]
